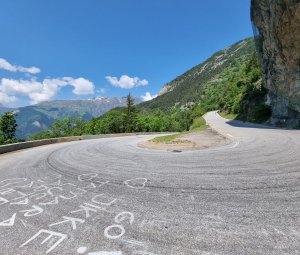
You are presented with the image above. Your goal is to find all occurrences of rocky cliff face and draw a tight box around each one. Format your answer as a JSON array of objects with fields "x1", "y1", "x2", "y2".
[{"x1": 251, "y1": 0, "x2": 300, "y2": 126}]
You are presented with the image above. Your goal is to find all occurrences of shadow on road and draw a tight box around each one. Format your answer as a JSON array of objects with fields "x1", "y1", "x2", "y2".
[{"x1": 226, "y1": 119, "x2": 300, "y2": 132}]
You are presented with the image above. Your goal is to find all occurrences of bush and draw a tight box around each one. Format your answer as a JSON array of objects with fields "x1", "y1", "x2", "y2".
[{"x1": 0, "y1": 112, "x2": 18, "y2": 145}]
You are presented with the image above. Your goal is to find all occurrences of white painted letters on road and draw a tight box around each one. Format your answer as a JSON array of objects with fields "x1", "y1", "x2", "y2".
[
  {"x1": 91, "y1": 194, "x2": 117, "y2": 206},
  {"x1": 49, "y1": 216, "x2": 85, "y2": 230},
  {"x1": 115, "y1": 212, "x2": 134, "y2": 225},
  {"x1": 0, "y1": 178, "x2": 27, "y2": 188},
  {"x1": 0, "y1": 196, "x2": 9, "y2": 205},
  {"x1": 70, "y1": 205, "x2": 97, "y2": 218},
  {"x1": 104, "y1": 224, "x2": 126, "y2": 239},
  {"x1": 20, "y1": 229, "x2": 67, "y2": 254},
  {"x1": 0, "y1": 213, "x2": 16, "y2": 227},
  {"x1": 124, "y1": 178, "x2": 148, "y2": 189},
  {"x1": 89, "y1": 252, "x2": 123, "y2": 255},
  {"x1": 78, "y1": 173, "x2": 98, "y2": 182},
  {"x1": 20, "y1": 205, "x2": 44, "y2": 217}
]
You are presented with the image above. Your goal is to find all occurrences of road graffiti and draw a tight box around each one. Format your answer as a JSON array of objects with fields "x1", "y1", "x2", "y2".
[
  {"x1": 19, "y1": 229, "x2": 67, "y2": 254},
  {"x1": 0, "y1": 174, "x2": 158, "y2": 254},
  {"x1": 0, "y1": 213, "x2": 16, "y2": 226},
  {"x1": 77, "y1": 247, "x2": 123, "y2": 254},
  {"x1": 104, "y1": 224, "x2": 126, "y2": 239},
  {"x1": 124, "y1": 178, "x2": 148, "y2": 189},
  {"x1": 49, "y1": 216, "x2": 85, "y2": 230},
  {"x1": 88, "y1": 252, "x2": 122, "y2": 255}
]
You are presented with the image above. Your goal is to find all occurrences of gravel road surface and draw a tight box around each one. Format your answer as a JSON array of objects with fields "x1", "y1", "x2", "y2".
[{"x1": 0, "y1": 111, "x2": 299, "y2": 255}]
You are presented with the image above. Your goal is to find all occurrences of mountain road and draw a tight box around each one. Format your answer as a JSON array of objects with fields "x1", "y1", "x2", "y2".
[{"x1": 0, "y1": 111, "x2": 299, "y2": 255}]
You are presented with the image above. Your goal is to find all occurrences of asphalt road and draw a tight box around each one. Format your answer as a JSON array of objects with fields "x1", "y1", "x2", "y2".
[{"x1": 0, "y1": 111, "x2": 299, "y2": 255}]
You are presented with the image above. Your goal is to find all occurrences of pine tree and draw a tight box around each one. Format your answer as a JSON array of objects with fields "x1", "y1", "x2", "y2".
[{"x1": 124, "y1": 93, "x2": 137, "y2": 132}]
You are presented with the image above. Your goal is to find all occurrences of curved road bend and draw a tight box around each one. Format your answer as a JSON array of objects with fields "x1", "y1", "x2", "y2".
[{"x1": 0, "y1": 111, "x2": 299, "y2": 255}]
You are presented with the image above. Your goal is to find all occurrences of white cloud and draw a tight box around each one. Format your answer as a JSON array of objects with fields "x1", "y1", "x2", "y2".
[
  {"x1": 0, "y1": 78, "x2": 64, "y2": 105},
  {"x1": 19, "y1": 66, "x2": 40, "y2": 74},
  {"x1": 0, "y1": 77, "x2": 95, "y2": 105},
  {"x1": 0, "y1": 58, "x2": 16, "y2": 72},
  {"x1": 0, "y1": 58, "x2": 40, "y2": 74},
  {"x1": 105, "y1": 75, "x2": 148, "y2": 89},
  {"x1": 0, "y1": 58, "x2": 95, "y2": 106},
  {"x1": 141, "y1": 92, "x2": 157, "y2": 101},
  {"x1": 63, "y1": 77, "x2": 95, "y2": 95},
  {"x1": 0, "y1": 91, "x2": 17, "y2": 104}
]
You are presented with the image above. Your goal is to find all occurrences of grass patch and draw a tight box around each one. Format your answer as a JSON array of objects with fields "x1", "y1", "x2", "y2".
[
  {"x1": 151, "y1": 134, "x2": 185, "y2": 144},
  {"x1": 151, "y1": 134, "x2": 177, "y2": 143},
  {"x1": 190, "y1": 116, "x2": 208, "y2": 131},
  {"x1": 218, "y1": 111, "x2": 238, "y2": 120},
  {"x1": 151, "y1": 116, "x2": 208, "y2": 143}
]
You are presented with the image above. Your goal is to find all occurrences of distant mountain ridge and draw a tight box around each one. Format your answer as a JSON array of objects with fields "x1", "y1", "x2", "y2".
[
  {"x1": 0, "y1": 97, "x2": 141, "y2": 139},
  {"x1": 0, "y1": 103, "x2": 11, "y2": 115}
]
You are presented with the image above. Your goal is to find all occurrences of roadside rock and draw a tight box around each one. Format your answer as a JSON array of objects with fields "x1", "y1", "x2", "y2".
[{"x1": 251, "y1": 0, "x2": 300, "y2": 127}]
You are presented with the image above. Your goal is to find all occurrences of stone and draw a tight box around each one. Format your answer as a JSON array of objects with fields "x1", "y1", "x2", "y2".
[{"x1": 251, "y1": 0, "x2": 300, "y2": 127}]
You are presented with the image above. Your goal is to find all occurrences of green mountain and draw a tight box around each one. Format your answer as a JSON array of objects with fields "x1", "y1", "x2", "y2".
[{"x1": 140, "y1": 38, "x2": 257, "y2": 111}]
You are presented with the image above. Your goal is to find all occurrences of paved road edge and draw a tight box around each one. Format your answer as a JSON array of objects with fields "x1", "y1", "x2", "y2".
[{"x1": 0, "y1": 132, "x2": 172, "y2": 155}]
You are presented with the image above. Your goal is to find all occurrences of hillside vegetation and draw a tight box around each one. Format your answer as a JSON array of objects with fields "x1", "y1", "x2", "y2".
[
  {"x1": 140, "y1": 38, "x2": 256, "y2": 110},
  {"x1": 197, "y1": 51, "x2": 271, "y2": 122},
  {"x1": 139, "y1": 37, "x2": 270, "y2": 122}
]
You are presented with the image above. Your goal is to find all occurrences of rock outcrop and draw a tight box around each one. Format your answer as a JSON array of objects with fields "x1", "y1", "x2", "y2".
[{"x1": 251, "y1": 0, "x2": 300, "y2": 126}]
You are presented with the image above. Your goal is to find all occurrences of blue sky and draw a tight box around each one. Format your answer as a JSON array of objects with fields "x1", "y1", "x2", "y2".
[{"x1": 0, "y1": 0, "x2": 252, "y2": 107}]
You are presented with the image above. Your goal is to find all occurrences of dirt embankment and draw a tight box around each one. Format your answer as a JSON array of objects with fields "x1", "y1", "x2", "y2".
[{"x1": 139, "y1": 128, "x2": 231, "y2": 151}]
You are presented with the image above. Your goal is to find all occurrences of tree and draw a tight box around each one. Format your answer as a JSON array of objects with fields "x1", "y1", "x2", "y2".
[
  {"x1": 124, "y1": 93, "x2": 137, "y2": 132},
  {"x1": 50, "y1": 117, "x2": 84, "y2": 137},
  {"x1": 94, "y1": 110, "x2": 125, "y2": 134},
  {"x1": 30, "y1": 117, "x2": 85, "y2": 140},
  {"x1": 0, "y1": 112, "x2": 17, "y2": 143}
]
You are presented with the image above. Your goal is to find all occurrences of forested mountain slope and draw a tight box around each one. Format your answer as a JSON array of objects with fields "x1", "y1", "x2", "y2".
[{"x1": 140, "y1": 38, "x2": 257, "y2": 111}]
